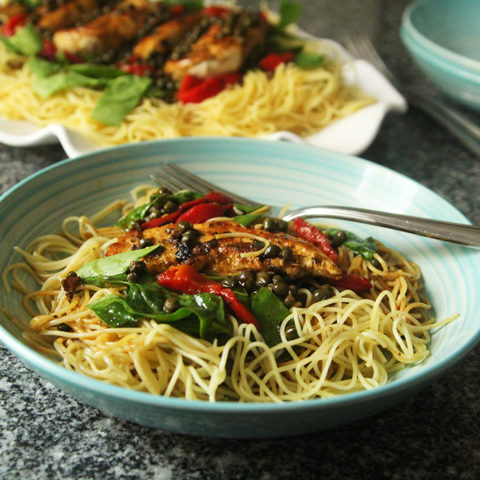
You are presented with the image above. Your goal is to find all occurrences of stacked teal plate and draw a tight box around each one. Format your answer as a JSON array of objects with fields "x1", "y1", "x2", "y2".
[{"x1": 401, "y1": 0, "x2": 480, "y2": 110}]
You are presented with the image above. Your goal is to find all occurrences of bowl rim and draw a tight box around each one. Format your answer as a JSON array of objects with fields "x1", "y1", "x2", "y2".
[
  {"x1": 401, "y1": 25, "x2": 480, "y2": 85},
  {"x1": 402, "y1": 0, "x2": 480, "y2": 74},
  {"x1": 1, "y1": 137, "x2": 480, "y2": 415}
]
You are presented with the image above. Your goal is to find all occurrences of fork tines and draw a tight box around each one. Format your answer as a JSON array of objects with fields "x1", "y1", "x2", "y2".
[{"x1": 151, "y1": 162, "x2": 261, "y2": 207}]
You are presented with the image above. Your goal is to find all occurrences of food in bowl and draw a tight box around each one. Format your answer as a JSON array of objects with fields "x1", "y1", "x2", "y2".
[
  {"x1": 3, "y1": 182, "x2": 455, "y2": 402},
  {"x1": 0, "y1": 0, "x2": 373, "y2": 146}
]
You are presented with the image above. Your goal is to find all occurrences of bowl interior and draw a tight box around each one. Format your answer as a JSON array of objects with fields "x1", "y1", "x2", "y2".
[
  {"x1": 1, "y1": 138, "x2": 479, "y2": 437},
  {"x1": 405, "y1": 0, "x2": 480, "y2": 67}
]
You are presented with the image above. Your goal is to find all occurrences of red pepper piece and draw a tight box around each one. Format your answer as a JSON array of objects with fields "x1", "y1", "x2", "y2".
[
  {"x1": 2, "y1": 13, "x2": 28, "y2": 37},
  {"x1": 141, "y1": 191, "x2": 235, "y2": 230},
  {"x1": 170, "y1": 4, "x2": 184, "y2": 16},
  {"x1": 204, "y1": 6, "x2": 231, "y2": 16},
  {"x1": 258, "y1": 52, "x2": 294, "y2": 71},
  {"x1": 292, "y1": 218, "x2": 338, "y2": 263},
  {"x1": 176, "y1": 202, "x2": 231, "y2": 224},
  {"x1": 157, "y1": 265, "x2": 259, "y2": 328},
  {"x1": 332, "y1": 274, "x2": 372, "y2": 293},
  {"x1": 142, "y1": 197, "x2": 207, "y2": 230},
  {"x1": 39, "y1": 39, "x2": 57, "y2": 61},
  {"x1": 177, "y1": 73, "x2": 241, "y2": 104},
  {"x1": 119, "y1": 62, "x2": 153, "y2": 76},
  {"x1": 141, "y1": 211, "x2": 181, "y2": 230},
  {"x1": 203, "y1": 191, "x2": 233, "y2": 204},
  {"x1": 64, "y1": 51, "x2": 84, "y2": 64}
]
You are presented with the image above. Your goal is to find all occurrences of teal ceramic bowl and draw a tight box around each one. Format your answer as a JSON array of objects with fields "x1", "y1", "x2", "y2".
[
  {"x1": 1, "y1": 138, "x2": 479, "y2": 438},
  {"x1": 401, "y1": 0, "x2": 480, "y2": 110}
]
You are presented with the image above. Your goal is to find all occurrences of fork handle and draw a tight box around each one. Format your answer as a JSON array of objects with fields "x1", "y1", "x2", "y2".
[
  {"x1": 282, "y1": 206, "x2": 480, "y2": 247},
  {"x1": 407, "y1": 91, "x2": 480, "y2": 157}
]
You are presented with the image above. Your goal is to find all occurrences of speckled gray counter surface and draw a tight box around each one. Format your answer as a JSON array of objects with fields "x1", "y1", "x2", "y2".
[{"x1": 1, "y1": 1, "x2": 479, "y2": 479}]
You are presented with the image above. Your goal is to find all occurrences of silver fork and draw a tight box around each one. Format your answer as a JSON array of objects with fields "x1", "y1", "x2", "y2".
[
  {"x1": 152, "y1": 163, "x2": 480, "y2": 247},
  {"x1": 343, "y1": 34, "x2": 480, "y2": 157}
]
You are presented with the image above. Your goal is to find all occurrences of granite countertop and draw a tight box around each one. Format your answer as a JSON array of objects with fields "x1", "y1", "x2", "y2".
[{"x1": 0, "y1": 1, "x2": 479, "y2": 479}]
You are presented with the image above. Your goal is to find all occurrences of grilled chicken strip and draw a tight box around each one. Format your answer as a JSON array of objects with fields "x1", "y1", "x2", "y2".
[
  {"x1": 36, "y1": 0, "x2": 103, "y2": 32},
  {"x1": 132, "y1": 10, "x2": 203, "y2": 61},
  {"x1": 53, "y1": 0, "x2": 166, "y2": 56},
  {"x1": 106, "y1": 220, "x2": 342, "y2": 280},
  {"x1": 164, "y1": 11, "x2": 268, "y2": 80}
]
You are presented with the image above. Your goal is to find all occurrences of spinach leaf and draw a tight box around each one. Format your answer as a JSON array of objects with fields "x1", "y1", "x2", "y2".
[
  {"x1": 278, "y1": 0, "x2": 302, "y2": 29},
  {"x1": 92, "y1": 75, "x2": 152, "y2": 126},
  {"x1": 1, "y1": 24, "x2": 42, "y2": 56},
  {"x1": 69, "y1": 63, "x2": 125, "y2": 79},
  {"x1": 32, "y1": 71, "x2": 110, "y2": 98},
  {"x1": 115, "y1": 201, "x2": 155, "y2": 229},
  {"x1": 18, "y1": 0, "x2": 42, "y2": 7},
  {"x1": 325, "y1": 228, "x2": 377, "y2": 261},
  {"x1": 76, "y1": 245, "x2": 159, "y2": 286},
  {"x1": 27, "y1": 57, "x2": 62, "y2": 77},
  {"x1": 251, "y1": 287, "x2": 290, "y2": 347},
  {"x1": 88, "y1": 282, "x2": 232, "y2": 341},
  {"x1": 295, "y1": 51, "x2": 325, "y2": 70},
  {"x1": 233, "y1": 213, "x2": 264, "y2": 227}
]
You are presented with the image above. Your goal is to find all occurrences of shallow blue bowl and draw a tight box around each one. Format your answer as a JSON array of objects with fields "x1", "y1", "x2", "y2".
[
  {"x1": 1, "y1": 138, "x2": 479, "y2": 438},
  {"x1": 401, "y1": 0, "x2": 480, "y2": 110}
]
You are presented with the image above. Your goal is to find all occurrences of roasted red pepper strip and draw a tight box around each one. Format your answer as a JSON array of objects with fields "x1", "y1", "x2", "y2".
[
  {"x1": 157, "y1": 265, "x2": 259, "y2": 328},
  {"x1": 39, "y1": 39, "x2": 57, "y2": 61},
  {"x1": 258, "y1": 52, "x2": 294, "y2": 71},
  {"x1": 203, "y1": 191, "x2": 233, "y2": 204},
  {"x1": 2, "y1": 13, "x2": 28, "y2": 37},
  {"x1": 292, "y1": 218, "x2": 338, "y2": 263},
  {"x1": 141, "y1": 211, "x2": 181, "y2": 230},
  {"x1": 142, "y1": 192, "x2": 233, "y2": 230},
  {"x1": 176, "y1": 202, "x2": 232, "y2": 224},
  {"x1": 119, "y1": 62, "x2": 153, "y2": 76},
  {"x1": 204, "y1": 6, "x2": 231, "y2": 16},
  {"x1": 177, "y1": 73, "x2": 241, "y2": 104},
  {"x1": 332, "y1": 274, "x2": 372, "y2": 293}
]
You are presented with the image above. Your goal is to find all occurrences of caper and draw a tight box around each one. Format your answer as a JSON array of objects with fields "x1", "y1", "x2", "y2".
[
  {"x1": 139, "y1": 237, "x2": 154, "y2": 248},
  {"x1": 163, "y1": 297, "x2": 179, "y2": 313},
  {"x1": 272, "y1": 281, "x2": 289, "y2": 298},
  {"x1": 57, "y1": 323, "x2": 73, "y2": 332},
  {"x1": 288, "y1": 285, "x2": 298, "y2": 296},
  {"x1": 371, "y1": 257, "x2": 382, "y2": 269},
  {"x1": 126, "y1": 272, "x2": 140, "y2": 283},
  {"x1": 284, "y1": 324, "x2": 299, "y2": 341},
  {"x1": 163, "y1": 200, "x2": 178, "y2": 213},
  {"x1": 177, "y1": 221, "x2": 193, "y2": 234},
  {"x1": 129, "y1": 260, "x2": 146, "y2": 274},
  {"x1": 263, "y1": 244, "x2": 281, "y2": 258},
  {"x1": 330, "y1": 230, "x2": 347, "y2": 248},
  {"x1": 222, "y1": 275, "x2": 236, "y2": 289},
  {"x1": 256, "y1": 271, "x2": 271, "y2": 287},
  {"x1": 262, "y1": 217, "x2": 277, "y2": 232},
  {"x1": 283, "y1": 293, "x2": 296, "y2": 308},
  {"x1": 157, "y1": 186, "x2": 171, "y2": 195},
  {"x1": 276, "y1": 219, "x2": 288, "y2": 232},
  {"x1": 181, "y1": 230, "x2": 197, "y2": 247},
  {"x1": 272, "y1": 274, "x2": 284, "y2": 284},
  {"x1": 312, "y1": 284, "x2": 334, "y2": 302},
  {"x1": 147, "y1": 206, "x2": 161, "y2": 219},
  {"x1": 280, "y1": 246, "x2": 294, "y2": 261},
  {"x1": 252, "y1": 239, "x2": 264, "y2": 250},
  {"x1": 239, "y1": 271, "x2": 254, "y2": 283}
]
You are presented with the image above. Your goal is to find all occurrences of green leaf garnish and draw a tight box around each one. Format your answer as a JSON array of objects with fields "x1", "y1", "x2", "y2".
[
  {"x1": 294, "y1": 51, "x2": 325, "y2": 69},
  {"x1": 278, "y1": 0, "x2": 302, "y2": 29},
  {"x1": 76, "y1": 245, "x2": 159, "y2": 286},
  {"x1": 92, "y1": 75, "x2": 152, "y2": 126}
]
